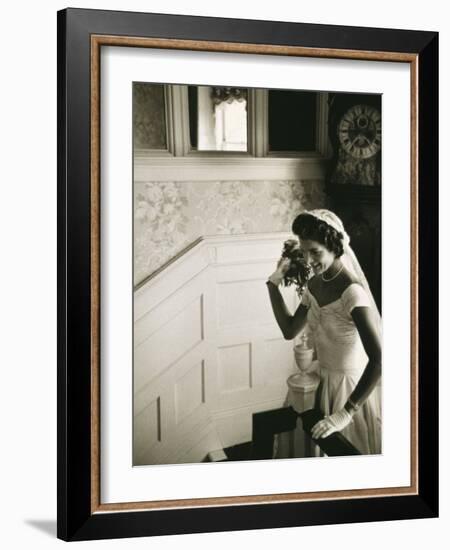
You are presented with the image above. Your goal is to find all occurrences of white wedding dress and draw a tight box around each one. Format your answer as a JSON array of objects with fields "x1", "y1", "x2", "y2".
[{"x1": 276, "y1": 282, "x2": 382, "y2": 456}]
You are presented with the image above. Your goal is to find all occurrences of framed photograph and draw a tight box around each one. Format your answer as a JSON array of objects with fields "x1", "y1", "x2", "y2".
[{"x1": 57, "y1": 8, "x2": 438, "y2": 541}]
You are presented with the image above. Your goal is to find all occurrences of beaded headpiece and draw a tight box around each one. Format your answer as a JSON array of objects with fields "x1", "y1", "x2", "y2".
[{"x1": 305, "y1": 209, "x2": 350, "y2": 246}]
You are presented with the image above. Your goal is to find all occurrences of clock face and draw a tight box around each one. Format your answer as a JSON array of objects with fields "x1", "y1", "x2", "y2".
[{"x1": 338, "y1": 104, "x2": 381, "y2": 159}]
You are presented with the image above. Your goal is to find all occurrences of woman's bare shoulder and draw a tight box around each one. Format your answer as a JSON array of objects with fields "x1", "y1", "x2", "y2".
[
  {"x1": 339, "y1": 268, "x2": 360, "y2": 288},
  {"x1": 331, "y1": 271, "x2": 363, "y2": 301}
]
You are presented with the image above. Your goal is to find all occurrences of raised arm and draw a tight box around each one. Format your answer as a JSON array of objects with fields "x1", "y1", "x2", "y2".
[{"x1": 266, "y1": 258, "x2": 308, "y2": 340}]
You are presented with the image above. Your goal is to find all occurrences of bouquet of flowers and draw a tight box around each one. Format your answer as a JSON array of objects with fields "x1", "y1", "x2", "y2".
[{"x1": 281, "y1": 239, "x2": 312, "y2": 295}]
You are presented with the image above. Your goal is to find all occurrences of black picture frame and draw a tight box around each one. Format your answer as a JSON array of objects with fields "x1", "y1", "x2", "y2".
[{"x1": 57, "y1": 8, "x2": 438, "y2": 541}]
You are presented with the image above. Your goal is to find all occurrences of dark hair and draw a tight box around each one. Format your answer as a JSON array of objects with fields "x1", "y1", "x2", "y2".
[{"x1": 291, "y1": 213, "x2": 344, "y2": 258}]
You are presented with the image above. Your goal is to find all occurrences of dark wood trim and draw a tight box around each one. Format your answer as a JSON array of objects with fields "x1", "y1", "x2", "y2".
[
  {"x1": 250, "y1": 407, "x2": 361, "y2": 459},
  {"x1": 57, "y1": 8, "x2": 438, "y2": 541},
  {"x1": 300, "y1": 409, "x2": 362, "y2": 456}
]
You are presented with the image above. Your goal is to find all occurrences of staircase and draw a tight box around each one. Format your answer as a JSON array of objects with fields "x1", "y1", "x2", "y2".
[{"x1": 134, "y1": 232, "x2": 300, "y2": 466}]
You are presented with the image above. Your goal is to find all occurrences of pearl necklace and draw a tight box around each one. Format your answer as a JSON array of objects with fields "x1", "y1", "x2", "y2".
[{"x1": 321, "y1": 264, "x2": 344, "y2": 282}]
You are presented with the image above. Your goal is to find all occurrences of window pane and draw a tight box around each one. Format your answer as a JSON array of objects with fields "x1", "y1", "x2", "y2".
[
  {"x1": 188, "y1": 86, "x2": 198, "y2": 149},
  {"x1": 188, "y1": 86, "x2": 248, "y2": 152},
  {"x1": 133, "y1": 83, "x2": 167, "y2": 150},
  {"x1": 268, "y1": 90, "x2": 317, "y2": 152}
]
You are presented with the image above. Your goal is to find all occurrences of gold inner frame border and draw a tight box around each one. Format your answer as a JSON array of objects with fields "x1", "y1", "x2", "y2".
[{"x1": 90, "y1": 34, "x2": 419, "y2": 514}]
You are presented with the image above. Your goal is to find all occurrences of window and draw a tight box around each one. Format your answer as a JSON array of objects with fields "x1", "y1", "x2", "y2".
[
  {"x1": 188, "y1": 86, "x2": 248, "y2": 152},
  {"x1": 133, "y1": 83, "x2": 328, "y2": 181},
  {"x1": 268, "y1": 90, "x2": 317, "y2": 153}
]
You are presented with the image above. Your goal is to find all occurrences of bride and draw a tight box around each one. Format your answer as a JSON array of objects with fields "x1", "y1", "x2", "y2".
[{"x1": 266, "y1": 209, "x2": 382, "y2": 455}]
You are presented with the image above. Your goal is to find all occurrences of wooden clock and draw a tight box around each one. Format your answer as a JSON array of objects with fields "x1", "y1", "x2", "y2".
[
  {"x1": 338, "y1": 104, "x2": 381, "y2": 160},
  {"x1": 326, "y1": 94, "x2": 382, "y2": 310},
  {"x1": 328, "y1": 94, "x2": 382, "y2": 187}
]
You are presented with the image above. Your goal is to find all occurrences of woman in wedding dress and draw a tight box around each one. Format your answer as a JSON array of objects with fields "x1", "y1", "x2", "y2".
[{"x1": 266, "y1": 209, "x2": 382, "y2": 455}]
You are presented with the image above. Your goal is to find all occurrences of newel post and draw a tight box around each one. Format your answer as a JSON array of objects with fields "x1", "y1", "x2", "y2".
[{"x1": 286, "y1": 332, "x2": 320, "y2": 457}]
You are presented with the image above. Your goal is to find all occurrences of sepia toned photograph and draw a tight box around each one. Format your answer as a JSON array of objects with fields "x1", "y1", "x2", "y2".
[
  {"x1": 57, "y1": 8, "x2": 438, "y2": 540},
  {"x1": 132, "y1": 83, "x2": 382, "y2": 466}
]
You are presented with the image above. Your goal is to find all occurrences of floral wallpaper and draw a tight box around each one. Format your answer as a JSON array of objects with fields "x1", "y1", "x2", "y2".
[
  {"x1": 133, "y1": 83, "x2": 167, "y2": 150},
  {"x1": 134, "y1": 179, "x2": 326, "y2": 285}
]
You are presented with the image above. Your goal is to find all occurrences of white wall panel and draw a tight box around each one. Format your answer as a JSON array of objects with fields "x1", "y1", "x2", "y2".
[
  {"x1": 134, "y1": 296, "x2": 204, "y2": 391},
  {"x1": 216, "y1": 240, "x2": 284, "y2": 264},
  {"x1": 264, "y1": 337, "x2": 298, "y2": 384},
  {"x1": 134, "y1": 233, "x2": 298, "y2": 464},
  {"x1": 174, "y1": 361, "x2": 205, "y2": 424},
  {"x1": 134, "y1": 337, "x2": 206, "y2": 416},
  {"x1": 218, "y1": 343, "x2": 252, "y2": 393},
  {"x1": 134, "y1": 277, "x2": 206, "y2": 347},
  {"x1": 217, "y1": 280, "x2": 272, "y2": 327},
  {"x1": 134, "y1": 243, "x2": 210, "y2": 319},
  {"x1": 134, "y1": 397, "x2": 160, "y2": 454}
]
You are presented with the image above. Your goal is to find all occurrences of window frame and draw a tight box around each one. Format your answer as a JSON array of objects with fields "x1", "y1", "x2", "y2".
[{"x1": 133, "y1": 84, "x2": 330, "y2": 182}]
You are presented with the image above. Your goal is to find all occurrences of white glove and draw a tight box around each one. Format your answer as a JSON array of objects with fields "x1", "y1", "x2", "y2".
[
  {"x1": 311, "y1": 408, "x2": 353, "y2": 439},
  {"x1": 268, "y1": 257, "x2": 291, "y2": 287}
]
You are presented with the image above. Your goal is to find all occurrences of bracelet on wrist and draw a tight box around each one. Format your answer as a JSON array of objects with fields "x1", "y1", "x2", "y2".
[{"x1": 345, "y1": 398, "x2": 360, "y2": 415}]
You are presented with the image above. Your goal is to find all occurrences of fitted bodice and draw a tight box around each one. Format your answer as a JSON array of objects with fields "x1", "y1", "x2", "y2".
[
  {"x1": 301, "y1": 283, "x2": 371, "y2": 375},
  {"x1": 277, "y1": 282, "x2": 382, "y2": 456}
]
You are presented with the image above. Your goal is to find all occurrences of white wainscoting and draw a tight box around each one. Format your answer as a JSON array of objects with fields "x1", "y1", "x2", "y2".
[{"x1": 134, "y1": 233, "x2": 300, "y2": 465}]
